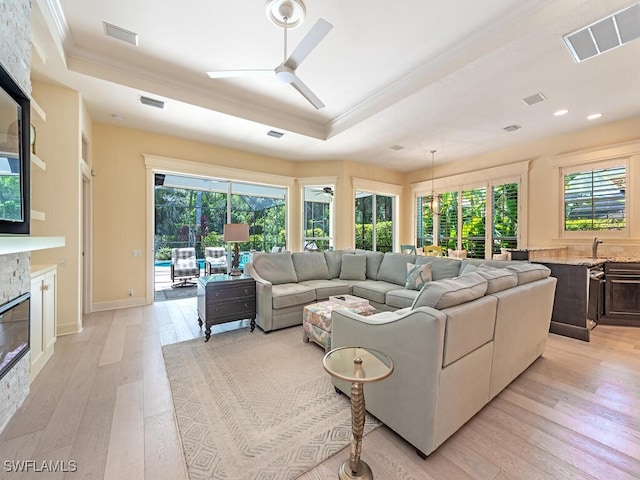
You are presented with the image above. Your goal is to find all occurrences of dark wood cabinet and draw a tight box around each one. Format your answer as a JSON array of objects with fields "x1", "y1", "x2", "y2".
[
  {"x1": 603, "y1": 263, "x2": 640, "y2": 325},
  {"x1": 197, "y1": 274, "x2": 256, "y2": 341}
]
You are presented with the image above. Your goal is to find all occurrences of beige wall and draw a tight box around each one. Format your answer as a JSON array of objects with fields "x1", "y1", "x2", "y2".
[
  {"x1": 30, "y1": 81, "x2": 84, "y2": 335},
  {"x1": 90, "y1": 113, "x2": 639, "y2": 308},
  {"x1": 91, "y1": 123, "x2": 403, "y2": 308},
  {"x1": 405, "y1": 115, "x2": 640, "y2": 251}
]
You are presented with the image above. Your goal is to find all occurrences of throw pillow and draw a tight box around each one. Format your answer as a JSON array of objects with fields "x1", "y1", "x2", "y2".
[
  {"x1": 339, "y1": 254, "x2": 367, "y2": 281},
  {"x1": 405, "y1": 262, "x2": 432, "y2": 290}
]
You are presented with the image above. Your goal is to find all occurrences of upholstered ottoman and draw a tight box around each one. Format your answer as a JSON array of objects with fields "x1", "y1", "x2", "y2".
[{"x1": 302, "y1": 300, "x2": 376, "y2": 351}]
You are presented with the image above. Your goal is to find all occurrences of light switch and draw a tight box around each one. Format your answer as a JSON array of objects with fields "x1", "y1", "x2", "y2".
[{"x1": 133, "y1": 250, "x2": 142, "y2": 257}]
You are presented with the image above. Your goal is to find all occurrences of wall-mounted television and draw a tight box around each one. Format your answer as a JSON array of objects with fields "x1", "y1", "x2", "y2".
[{"x1": 0, "y1": 61, "x2": 30, "y2": 235}]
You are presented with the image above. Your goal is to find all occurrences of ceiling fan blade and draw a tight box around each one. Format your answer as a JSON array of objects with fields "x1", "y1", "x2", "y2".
[
  {"x1": 284, "y1": 18, "x2": 333, "y2": 70},
  {"x1": 207, "y1": 69, "x2": 273, "y2": 79},
  {"x1": 289, "y1": 74, "x2": 325, "y2": 109}
]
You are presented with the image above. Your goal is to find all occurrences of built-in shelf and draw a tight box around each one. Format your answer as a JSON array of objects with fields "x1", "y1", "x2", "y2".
[
  {"x1": 31, "y1": 153, "x2": 46, "y2": 171},
  {"x1": 31, "y1": 209, "x2": 45, "y2": 222},
  {"x1": 0, "y1": 236, "x2": 65, "y2": 255},
  {"x1": 30, "y1": 97, "x2": 46, "y2": 122}
]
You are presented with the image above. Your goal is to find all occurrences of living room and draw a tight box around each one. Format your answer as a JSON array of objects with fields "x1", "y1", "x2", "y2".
[{"x1": 2, "y1": 0, "x2": 640, "y2": 478}]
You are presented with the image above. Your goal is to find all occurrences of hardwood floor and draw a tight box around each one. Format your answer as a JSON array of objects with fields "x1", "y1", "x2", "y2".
[{"x1": 1, "y1": 298, "x2": 640, "y2": 479}]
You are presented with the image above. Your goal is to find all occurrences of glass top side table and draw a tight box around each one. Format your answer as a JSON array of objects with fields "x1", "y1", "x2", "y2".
[{"x1": 323, "y1": 347, "x2": 394, "y2": 480}]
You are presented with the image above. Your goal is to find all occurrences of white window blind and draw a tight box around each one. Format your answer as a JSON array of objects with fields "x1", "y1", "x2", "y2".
[{"x1": 563, "y1": 165, "x2": 626, "y2": 231}]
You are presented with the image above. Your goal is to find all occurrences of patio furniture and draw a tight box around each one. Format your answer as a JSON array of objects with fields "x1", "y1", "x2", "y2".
[
  {"x1": 171, "y1": 247, "x2": 200, "y2": 287},
  {"x1": 205, "y1": 247, "x2": 227, "y2": 275}
]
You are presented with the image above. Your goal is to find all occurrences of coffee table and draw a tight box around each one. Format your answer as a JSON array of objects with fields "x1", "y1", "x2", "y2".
[
  {"x1": 323, "y1": 347, "x2": 394, "y2": 479},
  {"x1": 303, "y1": 300, "x2": 376, "y2": 351}
]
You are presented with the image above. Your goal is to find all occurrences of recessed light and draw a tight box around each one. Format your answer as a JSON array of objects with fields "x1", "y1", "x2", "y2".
[
  {"x1": 554, "y1": 109, "x2": 569, "y2": 116},
  {"x1": 587, "y1": 113, "x2": 603, "y2": 120},
  {"x1": 111, "y1": 114, "x2": 124, "y2": 122}
]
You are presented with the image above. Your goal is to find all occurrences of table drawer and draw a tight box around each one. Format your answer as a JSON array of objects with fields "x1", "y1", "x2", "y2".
[
  {"x1": 207, "y1": 283, "x2": 255, "y2": 301},
  {"x1": 207, "y1": 297, "x2": 256, "y2": 318}
]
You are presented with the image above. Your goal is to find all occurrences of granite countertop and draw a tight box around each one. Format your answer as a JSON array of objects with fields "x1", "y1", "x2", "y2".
[{"x1": 533, "y1": 256, "x2": 640, "y2": 266}]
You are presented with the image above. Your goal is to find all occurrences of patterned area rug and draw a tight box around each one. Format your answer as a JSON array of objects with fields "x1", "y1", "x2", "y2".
[
  {"x1": 155, "y1": 285, "x2": 197, "y2": 302},
  {"x1": 162, "y1": 327, "x2": 380, "y2": 480}
]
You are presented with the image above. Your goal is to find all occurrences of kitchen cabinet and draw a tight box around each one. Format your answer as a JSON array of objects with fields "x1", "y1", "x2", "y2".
[
  {"x1": 534, "y1": 261, "x2": 603, "y2": 341},
  {"x1": 30, "y1": 265, "x2": 57, "y2": 381},
  {"x1": 603, "y1": 262, "x2": 640, "y2": 325}
]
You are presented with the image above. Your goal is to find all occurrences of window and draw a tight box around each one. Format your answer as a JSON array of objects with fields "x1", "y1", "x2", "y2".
[
  {"x1": 355, "y1": 192, "x2": 394, "y2": 252},
  {"x1": 461, "y1": 187, "x2": 486, "y2": 258},
  {"x1": 563, "y1": 164, "x2": 626, "y2": 231},
  {"x1": 438, "y1": 192, "x2": 459, "y2": 251},
  {"x1": 154, "y1": 174, "x2": 286, "y2": 258},
  {"x1": 303, "y1": 186, "x2": 333, "y2": 251},
  {"x1": 416, "y1": 181, "x2": 520, "y2": 259},
  {"x1": 492, "y1": 182, "x2": 518, "y2": 253}
]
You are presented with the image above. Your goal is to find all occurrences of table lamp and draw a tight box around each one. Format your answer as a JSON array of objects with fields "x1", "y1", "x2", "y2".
[{"x1": 224, "y1": 223, "x2": 249, "y2": 276}]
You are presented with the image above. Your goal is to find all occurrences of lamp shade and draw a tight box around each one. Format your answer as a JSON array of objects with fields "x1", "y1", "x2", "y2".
[{"x1": 223, "y1": 223, "x2": 249, "y2": 242}]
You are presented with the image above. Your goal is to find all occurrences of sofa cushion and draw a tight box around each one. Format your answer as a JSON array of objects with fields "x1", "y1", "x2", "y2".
[
  {"x1": 292, "y1": 252, "x2": 330, "y2": 281},
  {"x1": 299, "y1": 279, "x2": 351, "y2": 300},
  {"x1": 411, "y1": 272, "x2": 488, "y2": 309},
  {"x1": 377, "y1": 253, "x2": 417, "y2": 286},
  {"x1": 252, "y1": 252, "x2": 298, "y2": 285},
  {"x1": 271, "y1": 283, "x2": 316, "y2": 309},
  {"x1": 352, "y1": 280, "x2": 400, "y2": 304},
  {"x1": 416, "y1": 256, "x2": 463, "y2": 280},
  {"x1": 473, "y1": 268, "x2": 518, "y2": 294},
  {"x1": 386, "y1": 288, "x2": 420, "y2": 309},
  {"x1": 460, "y1": 258, "x2": 525, "y2": 275},
  {"x1": 355, "y1": 250, "x2": 385, "y2": 280},
  {"x1": 323, "y1": 250, "x2": 344, "y2": 279},
  {"x1": 340, "y1": 254, "x2": 367, "y2": 280},
  {"x1": 405, "y1": 263, "x2": 433, "y2": 290},
  {"x1": 505, "y1": 263, "x2": 551, "y2": 285}
]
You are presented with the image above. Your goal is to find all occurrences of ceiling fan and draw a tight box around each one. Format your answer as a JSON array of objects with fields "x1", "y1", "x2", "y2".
[
  {"x1": 314, "y1": 186, "x2": 334, "y2": 200},
  {"x1": 207, "y1": 0, "x2": 333, "y2": 109}
]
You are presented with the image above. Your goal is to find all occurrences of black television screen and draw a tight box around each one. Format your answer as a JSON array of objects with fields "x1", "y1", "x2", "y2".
[{"x1": 0, "y1": 61, "x2": 30, "y2": 235}]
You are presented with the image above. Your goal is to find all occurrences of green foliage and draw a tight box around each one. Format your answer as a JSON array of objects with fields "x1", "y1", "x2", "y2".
[
  {"x1": 155, "y1": 246, "x2": 172, "y2": 260},
  {"x1": 201, "y1": 231, "x2": 223, "y2": 248}
]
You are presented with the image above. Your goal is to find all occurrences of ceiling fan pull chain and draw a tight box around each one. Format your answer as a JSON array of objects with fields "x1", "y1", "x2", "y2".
[{"x1": 283, "y1": 16, "x2": 288, "y2": 62}]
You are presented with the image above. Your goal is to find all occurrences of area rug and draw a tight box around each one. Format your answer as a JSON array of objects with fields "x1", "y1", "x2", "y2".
[
  {"x1": 155, "y1": 285, "x2": 197, "y2": 302},
  {"x1": 162, "y1": 326, "x2": 381, "y2": 480}
]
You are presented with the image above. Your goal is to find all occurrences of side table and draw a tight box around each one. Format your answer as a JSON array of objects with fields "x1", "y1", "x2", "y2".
[
  {"x1": 197, "y1": 274, "x2": 256, "y2": 341},
  {"x1": 323, "y1": 347, "x2": 394, "y2": 479}
]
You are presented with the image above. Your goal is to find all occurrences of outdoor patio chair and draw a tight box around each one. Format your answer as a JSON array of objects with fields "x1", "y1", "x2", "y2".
[
  {"x1": 400, "y1": 244, "x2": 417, "y2": 254},
  {"x1": 171, "y1": 247, "x2": 200, "y2": 287},
  {"x1": 205, "y1": 247, "x2": 228, "y2": 275}
]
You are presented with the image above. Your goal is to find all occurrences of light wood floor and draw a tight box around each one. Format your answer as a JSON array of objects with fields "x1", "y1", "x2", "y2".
[{"x1": 1, "y1": 298, "x2": 640, "y2": 480}]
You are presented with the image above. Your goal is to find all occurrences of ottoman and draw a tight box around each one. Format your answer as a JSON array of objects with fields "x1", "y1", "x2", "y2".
[{"x1": 302, "y1": 300, "x2": 377, "y2": 351}]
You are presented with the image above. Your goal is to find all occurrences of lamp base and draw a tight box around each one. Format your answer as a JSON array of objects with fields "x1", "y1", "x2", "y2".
[{"x1": 229, "y1": 268, "x2": 242, "y2": 276}]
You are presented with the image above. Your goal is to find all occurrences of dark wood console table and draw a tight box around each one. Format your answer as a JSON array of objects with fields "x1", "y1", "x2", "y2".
[{"x1": 197, "y1": 274, "x2": 256, "y2": 341}]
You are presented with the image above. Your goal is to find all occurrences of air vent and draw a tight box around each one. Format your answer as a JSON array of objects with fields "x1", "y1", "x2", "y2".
[
  {"x1": 522, "y1": 92, "x2": 546, "y2": 106},
  {"x1": 103, "y1": 22, "x2": 139, "y2": 46},
  {"x1": 267, "y1": 130, "x2": 284, "y2": 138},
  {"x1": 389, "y1": 145, "x2": 405, "y2": 151},
  {"x1": 139, "y1": 95, "x2": 165, "y2": 109},
  {"x1": 564, "y1": 2, "x2": 640, "y2": 62},
  {"x1": 503, "y1": 124, "x2": 522, "y2": 132}
]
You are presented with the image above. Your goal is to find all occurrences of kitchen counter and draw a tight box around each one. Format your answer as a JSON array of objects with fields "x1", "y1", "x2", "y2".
[{"x1": 532, "y1": 256, "x2": 640, "y2": 266}]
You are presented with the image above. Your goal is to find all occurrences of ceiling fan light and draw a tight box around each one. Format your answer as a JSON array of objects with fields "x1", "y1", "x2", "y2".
[{"x1": 275, "y1": 66, "x2": 295, "y2": 84}]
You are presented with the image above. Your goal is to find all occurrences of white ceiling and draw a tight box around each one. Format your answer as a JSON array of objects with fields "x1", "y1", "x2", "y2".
[{"x1": 30, "y1": 0, "x2": 640, "y2": 172}]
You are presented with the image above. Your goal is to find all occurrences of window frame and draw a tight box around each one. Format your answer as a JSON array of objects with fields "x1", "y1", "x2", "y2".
[
  {"x1": 556, "y1": 156, "x2": 631, "y2": 240},
  {"x1": 352, "y1": 178, "x2": 402, "y2": 252}
]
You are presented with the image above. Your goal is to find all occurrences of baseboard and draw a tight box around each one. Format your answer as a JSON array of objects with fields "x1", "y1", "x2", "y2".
[
  {"x1": 57, "y1": 322, "x2": 83, "y2": 336},
  {"x1": 549, "y1": 321, "x2": 590, "y2": 342},
  {"x1": 92, "y1": 297, "x2": 148, "y2": 312}
]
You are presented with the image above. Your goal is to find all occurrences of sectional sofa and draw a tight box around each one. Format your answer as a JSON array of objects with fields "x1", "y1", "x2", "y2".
[
  {"x1": 245, "y1": 249, "x2": 557, "y2": 459},
  {"x1": 245, "y1": 250, "x2": 465, "y2": 332}
]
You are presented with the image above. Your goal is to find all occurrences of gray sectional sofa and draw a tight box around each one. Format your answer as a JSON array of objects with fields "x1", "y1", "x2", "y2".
[
  {"x1": 245, "y1": 250, "x2": 464, "y2": 332},
  {"x1": 330, "y1": 262, "x2": 557, "y2": 458},
  {"x1": 245, "y1": 249, "x2": 557, "y2": 459}
]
